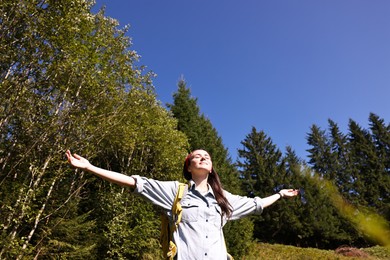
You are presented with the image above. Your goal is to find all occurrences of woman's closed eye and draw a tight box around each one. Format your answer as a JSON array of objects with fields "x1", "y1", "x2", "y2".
[{"x1": 194, "y1": 155, "x2": 210, "y2": 160}]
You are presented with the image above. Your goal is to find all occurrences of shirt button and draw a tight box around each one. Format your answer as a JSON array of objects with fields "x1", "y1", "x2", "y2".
[
  {"x1": 205, "y1": 253, "x2": 208, "y2": 256},
  {"x1": 206, "y1": 235, "x2": 208, "y2": 238},
  {"x1": 206, "y1": 219, "x2": 208, "y2": 222}
]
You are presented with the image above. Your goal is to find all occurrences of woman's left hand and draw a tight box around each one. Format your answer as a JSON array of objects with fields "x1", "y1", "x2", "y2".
[{"x1": 279, "y1": 189, "x2": 299, "y2": 198}]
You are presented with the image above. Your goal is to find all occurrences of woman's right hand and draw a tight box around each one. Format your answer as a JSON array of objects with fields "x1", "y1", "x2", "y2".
[
  {"x1": 66, "y1": 150, "x2": 136, "y2": 187},
  {"x1": 66, "y1": 150, "x2": 91, "y2": 170}
]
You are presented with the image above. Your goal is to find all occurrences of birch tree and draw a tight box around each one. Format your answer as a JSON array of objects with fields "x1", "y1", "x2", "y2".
[{"x1": 0, "y1": 0, "x2": 187, "y2": 258}]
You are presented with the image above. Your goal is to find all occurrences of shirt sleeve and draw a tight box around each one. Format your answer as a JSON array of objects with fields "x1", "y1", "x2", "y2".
[
  {"x1": 132, "y1": 175, "x2": 179, "y2": 211},
  {"x1": 225, "y1": 190, "x2": 263, "y2": 220}
]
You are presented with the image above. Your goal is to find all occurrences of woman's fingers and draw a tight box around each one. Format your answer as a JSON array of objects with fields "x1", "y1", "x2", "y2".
[{"x1": 72, "y1": 153, "x2": 82, "y2": 160}]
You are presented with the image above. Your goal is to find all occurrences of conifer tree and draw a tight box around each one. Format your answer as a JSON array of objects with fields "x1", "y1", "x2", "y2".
[
  {"x1": 273, "y1": 146, "x2": 310, "y2": 246},
  {"x1": 348, "y1": 116, "x2": 390, "y2": 222},
  {"x1": 168, "y1": 78, "x2": 253, "y2": 258},
  {"x1": 368, "y1": 113, "x2": 390, "y2": 218},
  {"x1": 328, "y1": 119, "x2": 352, "y2": 196},
  {"x1": 307, "y1": 121, "x2": 352, "y2": 196},
  {"x1": 286, "y1": 148, "x2": 356, "y2": 249},
  {"x1": 167, "y1": 78, "x2": 240, "y2": 192},
  {"x1": 297, "y1": 167, "x2": 356, "y2": 248},
  {"x1": 306, "y1": 116, "x2": 390, "y2": 247},
  {"x1": 237, "y1": 127, "x2": 357, "y2": 248},
  {"x1": 237, "y1": 127, "x2": 286, "y2": 242},
  {"x1": 307, "y1": 124, "x2": 334, "y2": 179},
  {"x1": 348, "y1": 119, "x2": 380, "y2": 208},
  {"x1": 237, "y1": 127, "x2": 284, "y2": 198}
]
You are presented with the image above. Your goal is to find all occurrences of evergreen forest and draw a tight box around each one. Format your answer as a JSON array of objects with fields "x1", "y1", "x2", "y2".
[{"x1": 1, "y1": 1, "x2": 389, "y2": 259}]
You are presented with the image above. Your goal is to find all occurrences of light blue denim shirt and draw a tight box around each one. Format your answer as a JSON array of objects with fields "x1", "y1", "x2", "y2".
[{"x1": 132, "y1": 175, "x2": 263, "y2": 260}]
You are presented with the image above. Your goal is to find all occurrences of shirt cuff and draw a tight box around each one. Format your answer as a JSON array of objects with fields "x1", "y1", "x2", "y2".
[
  {"x1": 131, "y1": 175, "x2": 143, "y2": 193},
  {"x1": 254, "y1": 197, "x2": 264, "y2": 214}
]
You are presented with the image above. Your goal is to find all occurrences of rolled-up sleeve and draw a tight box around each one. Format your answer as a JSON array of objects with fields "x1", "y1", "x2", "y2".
[
  {"x1": 225, "y1": 191, "x2": 263, "y2": 220},
  {"x1": 132, "y1": 175, "x2": 178, "y2": 211}
]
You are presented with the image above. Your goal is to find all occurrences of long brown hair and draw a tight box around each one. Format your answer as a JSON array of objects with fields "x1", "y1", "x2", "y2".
[{"x1": 183, "y1": 152, "x2": 232, "y2": 218}]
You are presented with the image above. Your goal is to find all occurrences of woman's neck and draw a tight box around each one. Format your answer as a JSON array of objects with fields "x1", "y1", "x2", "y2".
[{"x1": 192, "y1": 176, "x2": 209, "y2": 193}]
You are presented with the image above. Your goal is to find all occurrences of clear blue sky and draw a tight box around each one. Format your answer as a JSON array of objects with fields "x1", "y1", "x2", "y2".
[{"x1": 94, "y1": 0, "x2": 390, "y2": 161}]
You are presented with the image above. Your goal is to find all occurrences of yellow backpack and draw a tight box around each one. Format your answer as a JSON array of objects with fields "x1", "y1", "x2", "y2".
[{"x1": 160, "y1": 183, "x2": 187, "y2": 260}]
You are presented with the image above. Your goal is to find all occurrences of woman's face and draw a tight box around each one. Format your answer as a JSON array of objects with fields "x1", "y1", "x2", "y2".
[{"x1": 188, "y1": 149, "x2": 213, "y2": 174}]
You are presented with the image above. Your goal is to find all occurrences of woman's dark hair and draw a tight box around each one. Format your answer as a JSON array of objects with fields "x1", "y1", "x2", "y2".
[{"x1": 183, "y1": 152, "x2": 232, "y2": 218}]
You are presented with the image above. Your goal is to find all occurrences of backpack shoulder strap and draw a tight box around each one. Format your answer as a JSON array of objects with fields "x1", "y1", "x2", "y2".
[
  {"x1": 162, "y1": 182, "x2": 188, "y2": 259},
  {"x1": 171, "y1": 182, "x2": 188, "y2": 228}
]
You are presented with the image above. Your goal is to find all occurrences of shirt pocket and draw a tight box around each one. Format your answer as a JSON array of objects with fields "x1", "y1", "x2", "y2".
[
  {"x1": 181, "y1": 201, "x2": 199, "y2": 223},
  {"x1": 213, "y1": 205, "x2": 223, "y2": 228}
]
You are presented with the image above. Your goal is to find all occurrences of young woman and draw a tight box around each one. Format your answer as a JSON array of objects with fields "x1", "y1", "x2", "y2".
[{"x1": 66, "y1": 149, "x2": 299, "y2": 260}]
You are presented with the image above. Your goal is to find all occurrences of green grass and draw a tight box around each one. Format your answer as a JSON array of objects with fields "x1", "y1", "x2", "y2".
[{"x1": 242, "y1": 242, "x2": 390, "y2": 260}]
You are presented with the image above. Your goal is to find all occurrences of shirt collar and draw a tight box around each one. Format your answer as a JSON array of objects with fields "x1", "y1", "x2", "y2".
[{"x1": 188, "y1": 180, "x2": 215, "y2": 197}]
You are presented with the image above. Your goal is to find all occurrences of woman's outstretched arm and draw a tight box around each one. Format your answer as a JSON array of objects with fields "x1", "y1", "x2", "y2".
[
  {"x1": 261, "y1": 189, "x2": 299, "y2": 208},
  {"x1": 66, "y1": 150, "x2": 136, "y2": 187}
]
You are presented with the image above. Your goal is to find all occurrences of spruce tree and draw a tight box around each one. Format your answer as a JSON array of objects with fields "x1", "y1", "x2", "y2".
[
  {"x1": 368, "y1": 113, "x2": 390, "y2": 219},
  {"x1": 348, "y1": 116, "x2": 390, "y2": 222},
  {"x1": 168, "y1": 78, "x2": 253, "y2": 258},
  {"x1": 237, "y1": 127, "x2": 284, "y2": 198},
  {"x1": 306, "y1": 117, "x2": 389, "y2": 247},
  {"x1": 237, "y1": 127, "x2": 286, "y2": 242},
  {"x1": 328, "y1": 119, "x2": 353, "y2": 196},
  {"x1": 167, "y1": 78, "x2": 240, "y2": 192},
  {"x1": 348, "y1": 119, "x2": 380, "y2": 208},
  {"x1": 307, "y1": 124, "x2": 334, "y2": 179},
  {"x1": 307, "y1": 121, "x2": 353, "y2": 197},
  {"x1": 274, "y1": 146, "x2": 311, "y2": 246}
]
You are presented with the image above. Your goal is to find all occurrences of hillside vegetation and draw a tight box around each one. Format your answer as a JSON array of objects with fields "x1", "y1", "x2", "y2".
[{"x1": 243, "y1": 242, "x2": 390, "y2": 260}]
